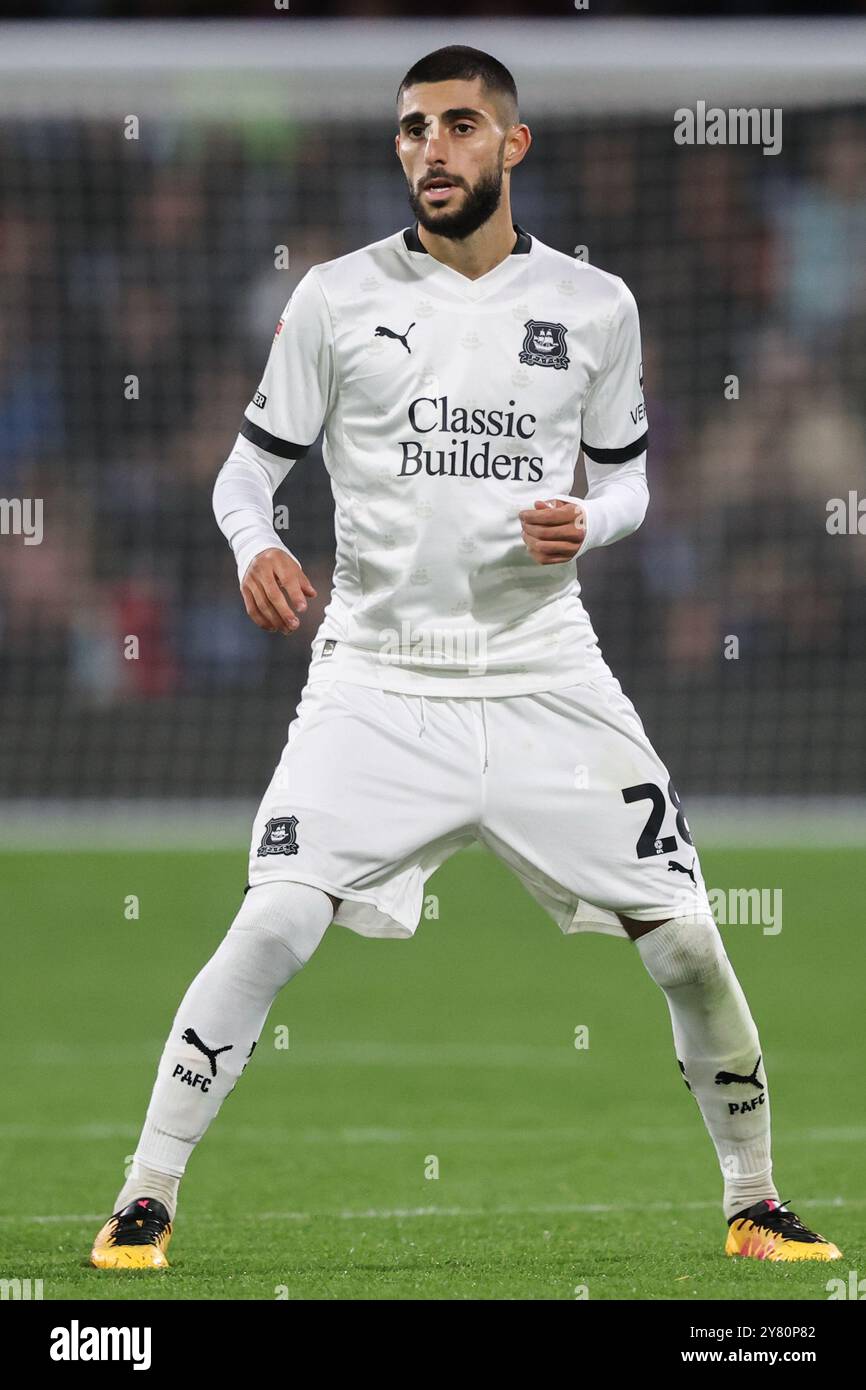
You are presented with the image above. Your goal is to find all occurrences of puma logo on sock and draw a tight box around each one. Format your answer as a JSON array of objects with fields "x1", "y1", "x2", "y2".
[
  {"x1": 181, "y1": 1027, "x2": 233, "y2": 1078},
  {"x1": 715, "y1": 1054, "x2": 763, "y2": 1088}
]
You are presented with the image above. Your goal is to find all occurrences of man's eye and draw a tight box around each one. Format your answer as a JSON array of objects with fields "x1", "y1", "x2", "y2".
[{"x1": 405, "y1": 122, "x2": 474, "y2": 138}]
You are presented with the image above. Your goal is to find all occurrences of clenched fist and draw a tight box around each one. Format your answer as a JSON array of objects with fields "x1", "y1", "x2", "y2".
[
  {"x1": 241, "y1": 548, "x2": 317, "y2": 635},
  {"x1": 519, "y1": 499, "x2": 586, "y2": 565}
]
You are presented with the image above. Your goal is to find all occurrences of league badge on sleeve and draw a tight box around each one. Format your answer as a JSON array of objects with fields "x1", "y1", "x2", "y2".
[
  {"x1": 519, "y1": 320, "x2": 569, "y2": 369},
  {"x1": 257, "y1": 816, "x2": 300, "y2": 856}
]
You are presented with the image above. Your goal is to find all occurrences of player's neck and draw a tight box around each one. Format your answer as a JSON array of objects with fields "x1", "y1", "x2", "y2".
[{"x1": 415, "y1": 207, "x2": 518, "y2": 281}]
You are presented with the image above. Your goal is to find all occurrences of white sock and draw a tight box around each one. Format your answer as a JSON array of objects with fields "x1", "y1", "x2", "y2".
[
  {"x1": 112, "y1": 881, "x2": 334, "y2": 1222},
  {"x1": 635, "y1": 913, "x2": 780, "y2": 1221},
  {"x1": 113, "y1": 1162, "x2": 180, "y2": 1221}
]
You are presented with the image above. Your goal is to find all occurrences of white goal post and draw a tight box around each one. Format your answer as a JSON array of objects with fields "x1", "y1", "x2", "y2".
[{"x1": 1, "y1": 18, "x2": 865, "y2": 118}]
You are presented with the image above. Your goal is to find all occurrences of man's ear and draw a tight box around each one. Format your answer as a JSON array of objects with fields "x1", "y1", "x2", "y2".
[{"x1": 505, "y1": 123, "x2": 532, "y2": 174}]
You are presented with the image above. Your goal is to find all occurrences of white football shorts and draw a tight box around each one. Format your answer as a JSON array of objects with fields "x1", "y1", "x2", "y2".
[{"x1": 247, "y1": 671, "x2": 712, "y2": 940}]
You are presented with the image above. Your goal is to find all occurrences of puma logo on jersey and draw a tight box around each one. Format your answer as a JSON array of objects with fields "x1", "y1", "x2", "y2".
[
  {"x1": 667, "y1": 857, "x2": 697, "y2": 886},
  {"x1": 181, "y1": 1027, "x2": 233, "y2": 1077},
  {"x1": 715, "y1": 1054, "x2": 764, "y2": 1089},
  {"x1": 374, "y1": 322, "x2": 415, "y2": 354}
]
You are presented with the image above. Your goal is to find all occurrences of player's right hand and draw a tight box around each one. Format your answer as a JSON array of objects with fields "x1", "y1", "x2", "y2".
[{"x1": 240, "y1": 548, "x2": 317, "y2": 635}]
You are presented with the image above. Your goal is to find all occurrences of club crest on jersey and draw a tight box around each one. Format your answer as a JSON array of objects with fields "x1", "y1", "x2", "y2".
[
  {"x1": 257, "y1": 816, "x2": 299, "y2": 856},
  {"x1": 519, "y1": 320, "x2": 569, "y2": 370}
]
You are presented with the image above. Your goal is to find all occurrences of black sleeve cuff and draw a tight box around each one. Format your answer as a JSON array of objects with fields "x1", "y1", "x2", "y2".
[
  {"x1": 581, "y1": 431, "x2": 648, "y2": 465},
  {"x1": 240, "y1": 417, "x2": 310, "y2": 460}
]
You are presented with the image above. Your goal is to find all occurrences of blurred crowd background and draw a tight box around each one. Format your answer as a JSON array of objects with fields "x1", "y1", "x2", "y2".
[{"x1": 1, "y1": 98, "x2": 865, "y2": 797}]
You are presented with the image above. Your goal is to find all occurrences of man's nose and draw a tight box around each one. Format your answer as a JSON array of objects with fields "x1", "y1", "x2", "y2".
[
  {"x1": 424, "y1": 131, "x2": 448, "y2": 160},
  {"x1": 423, "y1": 155, "x2": 449, "y2": 183}
]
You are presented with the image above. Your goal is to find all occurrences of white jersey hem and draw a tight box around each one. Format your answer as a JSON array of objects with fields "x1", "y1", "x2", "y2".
[{"x1": 305, "y1": 636, "x2": 609, "y2": 697}]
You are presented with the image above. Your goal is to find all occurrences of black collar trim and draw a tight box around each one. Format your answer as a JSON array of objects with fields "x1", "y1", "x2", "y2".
[{"x1": 402, "y1": 222, "x2": 532, "y2": 255}]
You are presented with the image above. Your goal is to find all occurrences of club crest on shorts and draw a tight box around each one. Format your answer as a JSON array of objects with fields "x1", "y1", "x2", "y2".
[
  {"x1": 519, "y1": 320, "x2": 569, "y2": 369},
  {"x1": 257, "y1": 816, "x2": 299, "y2": 856}
]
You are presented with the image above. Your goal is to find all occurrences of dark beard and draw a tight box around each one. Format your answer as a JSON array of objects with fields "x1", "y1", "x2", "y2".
[{"x1": 407, "y1": 158, "x2": 505, "y2": 241}]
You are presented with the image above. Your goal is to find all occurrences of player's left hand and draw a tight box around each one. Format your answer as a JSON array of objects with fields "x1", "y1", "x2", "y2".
[{"x1": 519, "y1": 499, "x2": 586, "y2": 564}]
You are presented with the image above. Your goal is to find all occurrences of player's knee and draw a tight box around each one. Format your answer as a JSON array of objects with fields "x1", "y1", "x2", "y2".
[
  {"x1": 228, "y1": 881, "x2": 335, "y2": 970},
  {"x1": 640, "y1": 912, "x2": 727, "y2": 990}
]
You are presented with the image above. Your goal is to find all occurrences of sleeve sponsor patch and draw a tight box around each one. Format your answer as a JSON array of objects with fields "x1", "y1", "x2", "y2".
[{"x1": 252, "y1": 390, "x2": 267, "y2": 409}]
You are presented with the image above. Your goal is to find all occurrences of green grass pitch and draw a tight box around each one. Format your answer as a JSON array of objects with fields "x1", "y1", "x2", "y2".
[{"x1": 1, "y1": 845, "x2": 863, "y2": 1300}]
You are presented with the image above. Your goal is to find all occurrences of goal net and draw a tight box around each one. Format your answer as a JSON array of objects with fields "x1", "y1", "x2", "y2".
[{"x1": 1, "y1": 18, "x2": 864, "y2": 828}]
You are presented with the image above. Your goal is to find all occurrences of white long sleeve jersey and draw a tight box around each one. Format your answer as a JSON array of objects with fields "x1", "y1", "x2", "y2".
[{"x1": 213, "y1": 222, "x2": 649, "y2": 695}]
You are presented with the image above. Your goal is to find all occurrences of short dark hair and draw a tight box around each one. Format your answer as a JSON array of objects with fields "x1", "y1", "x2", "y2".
[{"x1": 397, "y1": 45, "x2": 519, "y2": 127}]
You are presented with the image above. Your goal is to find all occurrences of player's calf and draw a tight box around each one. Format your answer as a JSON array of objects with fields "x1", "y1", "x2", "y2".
[
  {"x1": 631, "y1": 911, "x2": 843, "y2": 1259},
  {"x1": 90, "y1": 880, "x2": 334, "y2": 1269}
]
